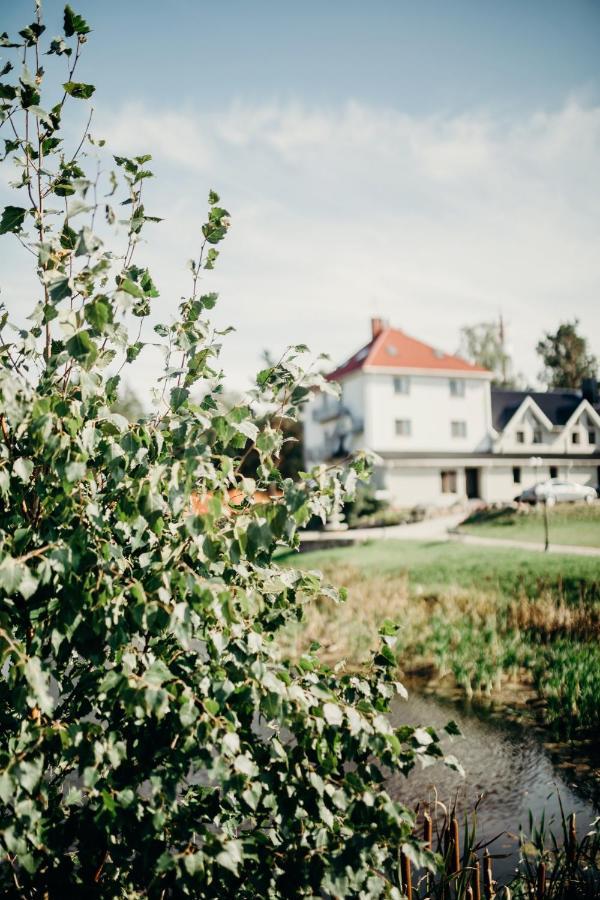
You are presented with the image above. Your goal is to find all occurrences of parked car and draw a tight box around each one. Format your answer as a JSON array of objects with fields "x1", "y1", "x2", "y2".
[{"x1": 515, "y1": 478, "x2": 597, "y2": 506}]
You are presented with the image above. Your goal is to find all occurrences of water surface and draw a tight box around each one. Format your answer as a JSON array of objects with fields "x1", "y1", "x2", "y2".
[{"x1": 387, "y1": 689, "x2": 599, "y2": 882}]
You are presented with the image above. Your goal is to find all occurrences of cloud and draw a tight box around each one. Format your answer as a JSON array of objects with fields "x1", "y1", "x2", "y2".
[{"x1": 3, "y1": 97, "x2": 598, "y2": 397}]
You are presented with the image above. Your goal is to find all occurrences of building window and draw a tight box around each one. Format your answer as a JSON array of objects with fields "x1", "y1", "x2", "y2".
[
  {"x1": 395, "y1": 419, "x2": 411, "y2": 436},
  {"x1": 572, "y1": 431, "x2": 580, "y2": 445},
  {"x1": 516, "y1": 430, "x2": 525, "y2": 444},
  {"x1": 451, "y1": 420, "x2": 467, "y2": 438},
  {"x1": 550, "y1": 466, "x2": 558, "y2": 479},
  {"x1": 513, "y1": 466, "x2": 521, "y2": 484},
  {"x1": 393, "y1": 375, "x2": 410, "y2": 395},
  {"x1": 589, "y1": 430, "x2": 596, "y2": 445},
  {"x1": 449, "y1": 379, "x2": 465, "y2": 397},
  {"x1": 533, "y1": 429, "x2": 542, "y2": 444},
  {"x1": 441, "y1": 470, "x2": 458, "y2": 494}
]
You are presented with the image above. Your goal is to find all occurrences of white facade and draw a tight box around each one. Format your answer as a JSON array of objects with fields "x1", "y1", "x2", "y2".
[
  {"x1": 303, "y1": 327, "x2": 600, "y2": 507},
  {"x1": 363, "y1": 370, "x2": 492, "y2": 454}
]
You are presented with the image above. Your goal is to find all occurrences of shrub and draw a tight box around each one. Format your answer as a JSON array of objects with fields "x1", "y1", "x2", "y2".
[{"x1": 0, "y1": 6, "x2": 456, "y2": 897}]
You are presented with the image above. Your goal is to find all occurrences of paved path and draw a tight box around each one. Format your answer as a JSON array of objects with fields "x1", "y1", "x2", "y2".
[
  {"x1": 450, "y1": 531, "x2": 600, "y2": 558},
  {"x1": 300, "y1": 512, "x2": 465, "y2": 544},
  {"x1": 300, "y1": 512, "x2": 600, "y2": 557}
]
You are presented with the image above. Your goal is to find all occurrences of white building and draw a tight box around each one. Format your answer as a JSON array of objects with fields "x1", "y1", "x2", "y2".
[{"x1": 304, "y1": 319, "x2": 600, "y2": 506}]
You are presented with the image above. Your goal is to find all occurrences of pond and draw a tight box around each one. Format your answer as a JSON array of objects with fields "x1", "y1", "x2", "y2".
[{"x1": 386, "y1": 688, "x2": 600, "y2": 883}]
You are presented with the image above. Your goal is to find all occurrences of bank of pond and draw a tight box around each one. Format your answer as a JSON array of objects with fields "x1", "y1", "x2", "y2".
[
  {"x1": 282, "y1": 539, "x2": 600, "y2": 736},
  {"x1": 388, "y1": 688, "x2": 599, "y2": 891},
  {"x1": 280, "y1": 539, "x2": 600, "y2": 894}
]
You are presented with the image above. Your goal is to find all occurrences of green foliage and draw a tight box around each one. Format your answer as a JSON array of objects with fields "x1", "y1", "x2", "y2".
[
  {"x1": 342, "y1": 483, "x2": 406, "y2": 529},
  {"x1": 0, "y1": 6, "x2": 450, "y2": 897},
  {"x1": 536, "y1": 319, "x2": 598, "y2": 389},
  {"x1": 0, "y1": 206, "x2": 27, "y2": 234},
  {"x1": 514, "y1": 808, "x2": 600, "y2": 900},
  {"x1": 458, "y1": 319, "x2": 519, "y2": 387}
]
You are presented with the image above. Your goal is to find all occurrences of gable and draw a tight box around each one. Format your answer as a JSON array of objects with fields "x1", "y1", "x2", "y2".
[
  {"x1": 563, "y1": 399, "x2": 600, "y2": 431},
  {"x1": 491, "y1": 389, "x2": 582, "y2": 431},
  {"x1": 503, "y1": 396, "x2": 554, "y2": 433}
]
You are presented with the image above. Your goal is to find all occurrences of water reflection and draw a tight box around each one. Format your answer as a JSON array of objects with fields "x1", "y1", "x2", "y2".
[{"x1": 386, "y1": 691, "x2": 599, "y2": 880}]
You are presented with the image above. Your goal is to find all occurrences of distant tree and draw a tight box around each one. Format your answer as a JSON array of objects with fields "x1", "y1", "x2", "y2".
[
  {"x1": 111, "y1": 383, "x2": 145, "y2": 421},
  {"x1": 458, "y1": 320, "x2": 516, "y2": 387},
  {"x1": 536, "y1": 320, "x2": 598, "y2": 389}
]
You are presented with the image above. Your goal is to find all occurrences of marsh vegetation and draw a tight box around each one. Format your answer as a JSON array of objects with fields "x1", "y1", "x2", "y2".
[{"x1": 282, "y1": 540, "x2": 600, "y2": 737}]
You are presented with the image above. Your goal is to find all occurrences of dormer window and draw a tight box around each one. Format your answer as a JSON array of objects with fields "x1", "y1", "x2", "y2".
[
  {"x1": 572, "y1": 431, "x2": 581, "y2": 445},
  {"x1": 449, "y1": 379, "x2": 465, "y2": 397},
  {"x1": 589, "y1": 430, "x2": 596, "y2": 445},
  {"x1": 393, "y1": 376, "x2": 410, "y2": 395},
  {"x1": 533, "y1": 429, "x2": 542, "y2": 444},
  {"x1": 516, "y1": 430, "x2": 525, "y2": 444}
]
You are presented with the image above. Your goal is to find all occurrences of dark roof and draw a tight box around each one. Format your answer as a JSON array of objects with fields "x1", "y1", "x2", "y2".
[{"x1": 490, "y1": 389, "x2": 585, "y2": 431}]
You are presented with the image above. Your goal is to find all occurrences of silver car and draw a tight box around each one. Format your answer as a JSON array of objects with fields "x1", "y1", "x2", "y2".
[{"x1": 517, "y1": 478, "x2": 597, "y2": 506}]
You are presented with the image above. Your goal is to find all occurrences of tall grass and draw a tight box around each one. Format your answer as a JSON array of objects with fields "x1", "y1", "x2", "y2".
[{"x1": 281, "y1": 543, "x2": 600, "y2": 735}]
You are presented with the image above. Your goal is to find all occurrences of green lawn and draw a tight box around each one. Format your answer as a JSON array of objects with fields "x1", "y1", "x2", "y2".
[
  {"x1": 284, "y1": 537, "x2": 600, "y2": 602},
  {"x1": 280, "y1": 539, "x2": 600, "y2": 735},
  {"x1": 458, "y1": 503, "x2": 600, "y2": 548}
]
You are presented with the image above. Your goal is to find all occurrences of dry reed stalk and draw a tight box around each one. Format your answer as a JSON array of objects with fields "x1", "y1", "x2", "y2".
[
  {"x1": 568, "y1": 812, "x2": 577, "y2": 865},
  {"x1": 483, "y1": 848, "x2": 494, "y2": 899},
  {"x1": 423, "y1": 809, "x2": 433, "y2": 850},
  {"x1": 400, "y1": 851, "x2": 412, "y2": 900},
  {"x1": 536, "y1": 860, "x2": 546, "y2": 900},
  {"x1": 473, "y1": 858, "x2": 481, "y2": 900},
  {"x1": 450, "y1": 816, "x2": 460, "y2": 875}
]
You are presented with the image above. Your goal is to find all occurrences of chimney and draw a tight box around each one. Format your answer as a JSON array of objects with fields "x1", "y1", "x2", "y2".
[
  {"x1": 582, "y1": 377, "x2": 599, "y2": 406},
  {"x1": 371, "y1": 317, "x2": 387, "y2": 339}
]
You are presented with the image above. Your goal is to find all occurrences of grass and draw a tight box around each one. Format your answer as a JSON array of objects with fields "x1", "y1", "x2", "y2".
[
  {"x1": 459, "y1": 503, "x2": 600, "y2": 548},
  {"x1": 280, "y1": 540, "x2": 600, "y2": 735}
]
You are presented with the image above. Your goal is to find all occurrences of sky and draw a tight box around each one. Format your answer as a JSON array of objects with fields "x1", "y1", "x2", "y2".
[{"x1": 2, "y1": 0, "x2": 600, "y2": 394}]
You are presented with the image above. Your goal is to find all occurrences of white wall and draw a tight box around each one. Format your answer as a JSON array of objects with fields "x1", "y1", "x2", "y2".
[
  {"x1": 564, "y1": 410, "x2": 600, "y2": 455},
  {"x1": 382, "y1": 466, "x2": 462, "y2": 508},
  {"x1": 364, "y1": 372, "x2": 491, "y2": 453},
  {"x1": 302, "y1": 395, "x2": 325, "y2": 463},
  {"x1": 382, "y1": 460, "x2": 600, "y2": 508}
]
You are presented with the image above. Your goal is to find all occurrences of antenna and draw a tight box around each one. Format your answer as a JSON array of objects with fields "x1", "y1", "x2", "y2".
[{"x1": 499, "y1": 312, "x2": 507, "y2": 385}]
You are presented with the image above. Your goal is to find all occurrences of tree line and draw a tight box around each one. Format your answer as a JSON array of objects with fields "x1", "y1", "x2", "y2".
[{"x1": 459, "y1": 319, "x2": 598, "y2": 390}]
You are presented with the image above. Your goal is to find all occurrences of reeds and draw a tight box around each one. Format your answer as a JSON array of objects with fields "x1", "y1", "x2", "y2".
[{"x1": 400, "y1": 799, "x2": 599, "y2": 899}]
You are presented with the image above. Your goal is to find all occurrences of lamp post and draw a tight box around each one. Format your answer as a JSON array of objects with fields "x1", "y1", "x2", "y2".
[{"x1": 529, "y1": 455, "x2": 549, "y2": 551}]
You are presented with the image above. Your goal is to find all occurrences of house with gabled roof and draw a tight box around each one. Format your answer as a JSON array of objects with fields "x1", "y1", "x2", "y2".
[{"x1": 303, "y1": 319, "x2": 600, "y2": 506}]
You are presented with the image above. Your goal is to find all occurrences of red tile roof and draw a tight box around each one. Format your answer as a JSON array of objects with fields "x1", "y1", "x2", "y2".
[{"x1": 327, "y1": 327, "x2": 490, "y2": 381}]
